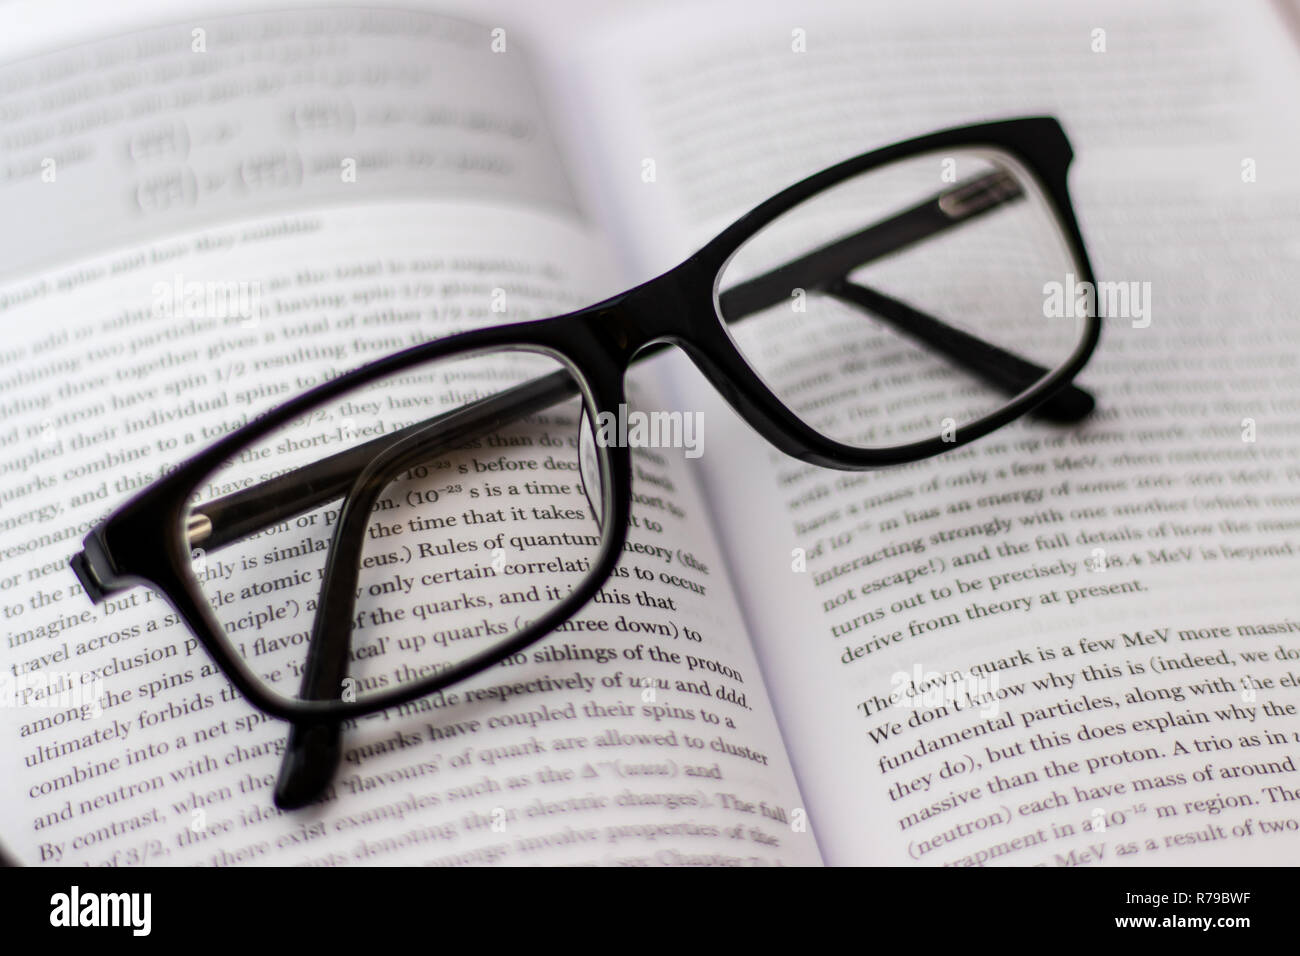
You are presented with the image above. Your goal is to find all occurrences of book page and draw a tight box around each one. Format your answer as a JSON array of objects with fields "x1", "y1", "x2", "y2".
[
  {"x1": 559, "y1": 0, "x2": 1300, "y2": 864},
  {"x1": 0, "y1": 7, "x2": 819, "y2": 866}
]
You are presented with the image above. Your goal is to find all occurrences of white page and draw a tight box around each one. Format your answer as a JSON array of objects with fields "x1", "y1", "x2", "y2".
[
  {"x1": 0, "y1": 7, "x2": 820, "y2": 866},
  {"x1": 557, "y1": 0, "x2": 1300, "y2": 864}
]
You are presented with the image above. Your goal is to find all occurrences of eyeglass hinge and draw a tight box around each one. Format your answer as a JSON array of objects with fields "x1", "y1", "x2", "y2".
[
  {"x1": 937, "y1": 169, "x2": 1022, "y2": 221},
  {"x1": 69, "y1": 550, "x2": 110, "y2": 604}
]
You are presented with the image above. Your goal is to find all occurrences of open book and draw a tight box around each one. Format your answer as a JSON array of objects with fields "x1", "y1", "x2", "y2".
[{"x1": 1, "y1": 0, "x2": 1298, "y2": 867}]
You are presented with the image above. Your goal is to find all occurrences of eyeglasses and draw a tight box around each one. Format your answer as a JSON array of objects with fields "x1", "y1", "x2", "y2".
[{"x1": 71, "y1": 117, "x2": 1101, "y2": 808}]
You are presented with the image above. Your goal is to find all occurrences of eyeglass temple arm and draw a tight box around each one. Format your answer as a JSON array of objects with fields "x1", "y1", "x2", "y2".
[
  {"x1": 823, "y1": 279, "x2": 1095, "y2": 421},
  {"x1": 191, "y1": 171, "x2": 1085, "y2": 539},
  {"x1": 69, "y1": 371, "x2": 580, "y2": 603},
  {"x1": 715, "y1": 170, "x2": 1025, "y2": 320},
  {"x1": 715, "y1": 169, "x2": 1093, "y2": 422},
  {"x1": 274, "y1": 404, "x2": 510, "y2": 808},
  {"x1": 190, "y1": 372, "x2": 580, "y2": 553},
  {"x1": 74, "y1": 168, "x2": 1090, "y2": 600}
]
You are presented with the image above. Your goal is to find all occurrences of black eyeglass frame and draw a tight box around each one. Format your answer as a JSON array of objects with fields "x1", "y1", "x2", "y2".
[{"x1": 70, "y1": 116, "x2": 1101, "y2": 724}]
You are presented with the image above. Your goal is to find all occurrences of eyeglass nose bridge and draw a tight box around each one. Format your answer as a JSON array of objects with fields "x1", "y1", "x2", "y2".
[{"x1": 569, "y1": 259, "x2": 720, "y2": 364}]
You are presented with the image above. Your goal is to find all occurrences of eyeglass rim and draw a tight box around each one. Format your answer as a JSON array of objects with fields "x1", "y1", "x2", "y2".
[{"x1": 687, "y1": 114, "x2": 1101, "y2": 469}]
